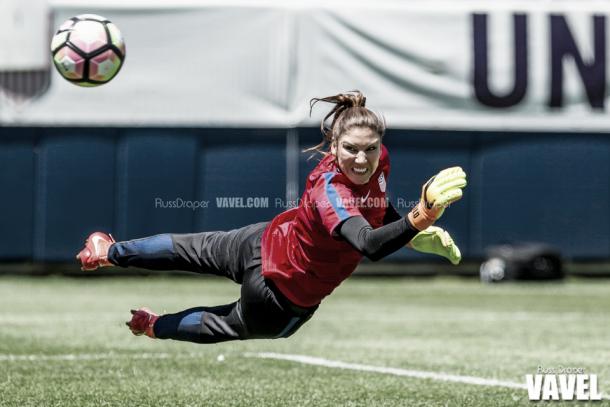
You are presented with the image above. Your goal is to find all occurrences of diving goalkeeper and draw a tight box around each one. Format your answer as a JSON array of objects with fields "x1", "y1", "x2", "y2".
[{"x1": 76, "y1": 90, "x2": 467, "y2": 343}]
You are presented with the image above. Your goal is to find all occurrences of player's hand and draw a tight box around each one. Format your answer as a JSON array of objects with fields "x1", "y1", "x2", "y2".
[
  {"x1": 407, "y1": 226, "x2": 461, "y2": 265},
  {"x1": 407, "y1": 167, "x2": 467, "y2": 231}
]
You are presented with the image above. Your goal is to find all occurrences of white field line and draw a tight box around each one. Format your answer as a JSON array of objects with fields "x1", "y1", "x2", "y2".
[
  {"x1": 0, "y1": 352, "x2": 202, "y2": 362},
  {"x1": 246, "y1": 352, "x2": 528, "y2": 390},
  {"x1": 2, "y1": 351, "x2": 606, "y2": 399},
  {"x1": 248, "y1": 353, "x2": 610, "y2": 399},
  {"x1": 0, "y1": 351, "x2": 526, "y2": 390}
]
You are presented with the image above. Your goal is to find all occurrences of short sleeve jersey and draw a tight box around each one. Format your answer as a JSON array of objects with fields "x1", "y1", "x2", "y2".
[{"x1": 261, "y1": 145, "x2": 391, "y2": 307}]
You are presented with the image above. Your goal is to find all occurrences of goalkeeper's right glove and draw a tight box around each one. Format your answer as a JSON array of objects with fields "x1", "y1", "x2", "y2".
[
  {"x1": 407, "y1": 167, "x2": 467, "y2": 231},
  {"x1": 407, "y1": 226, "x2": 461, "y2": 265}
]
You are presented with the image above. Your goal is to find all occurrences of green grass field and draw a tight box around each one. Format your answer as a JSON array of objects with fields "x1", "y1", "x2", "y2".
[{"x1": 0, "y1": 275, "x2": 608, "y2": 406}]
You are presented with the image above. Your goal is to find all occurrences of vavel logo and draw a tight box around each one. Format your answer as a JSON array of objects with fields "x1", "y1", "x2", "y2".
[{"x1": 526, "y1": 367, "x2": 602, "y2": 401}]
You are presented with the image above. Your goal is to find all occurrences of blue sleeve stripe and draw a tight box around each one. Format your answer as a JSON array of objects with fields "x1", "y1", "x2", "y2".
[{"x1": 323, "y1": 172, "x2": 350, "y2": 221}]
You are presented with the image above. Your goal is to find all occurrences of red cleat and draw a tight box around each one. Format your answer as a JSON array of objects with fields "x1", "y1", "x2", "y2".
[
  {"x1": 126, "y1": 308, "x2": 159, "y2": 338},
  {"x1": 76, "y1": 232, "x2": 116, "y2": 271}
]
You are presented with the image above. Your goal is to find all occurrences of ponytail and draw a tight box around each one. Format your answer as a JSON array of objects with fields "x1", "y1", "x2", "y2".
[{"x1": 305, "y1": 90, "x2": 384, "y2": 158}]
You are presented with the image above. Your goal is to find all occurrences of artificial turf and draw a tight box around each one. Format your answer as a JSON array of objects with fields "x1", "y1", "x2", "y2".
[{"x1": 0, "y1": 275, "x2": 608, "y2": 406}]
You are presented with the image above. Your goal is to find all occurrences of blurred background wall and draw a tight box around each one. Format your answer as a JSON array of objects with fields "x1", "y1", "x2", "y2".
[{"x1": 1, "y1": 0, "x2": 609, "y2": 263}]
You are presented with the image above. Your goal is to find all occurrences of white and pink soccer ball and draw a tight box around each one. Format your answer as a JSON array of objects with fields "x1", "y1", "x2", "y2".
[{"x1": 51, "y1": 14, "x2": 126, "y2": 87}]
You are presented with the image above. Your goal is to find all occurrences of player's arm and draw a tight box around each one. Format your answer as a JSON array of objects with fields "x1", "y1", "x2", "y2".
[
  {"x1": 330, "y1": 166, "x2": 467, "y2": 261},
  {"x1": 338, "y1": 215, "x2": 419, "y2": 262},
  {"x1": 407, "y1": 167, "x2": 467, "y2": 231},
  {"x1": 382, "y1": 202, "x2": 402, "y2": 224},
  {"x1": 408, "y1": 226, "x2": 462, "y2": 265},
  {"x1": 385, "y1": 202, "x2": 462, "y2": 265}
]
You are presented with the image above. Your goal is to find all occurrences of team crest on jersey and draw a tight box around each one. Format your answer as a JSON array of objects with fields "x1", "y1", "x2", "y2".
[{"x1": 378, "y1": 173, "x2": 386, "y2": 192}]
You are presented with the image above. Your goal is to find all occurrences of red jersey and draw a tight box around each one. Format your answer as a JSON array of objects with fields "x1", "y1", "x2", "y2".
[{"x1": 261, "y1": 145, "x2": 391, "y2": 307}]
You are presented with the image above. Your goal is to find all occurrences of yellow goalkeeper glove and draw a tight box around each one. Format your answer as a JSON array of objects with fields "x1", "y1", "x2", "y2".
[
  {"x1": 407, "y1": 226, "x2": 462, "y2": 265},
  {"x1": 407, "y1": 166, "x2": 467, "y2": 231}
]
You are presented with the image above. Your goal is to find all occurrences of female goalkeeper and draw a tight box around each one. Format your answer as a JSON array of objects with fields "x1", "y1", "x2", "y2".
[{"x1": 76, "y1": 90, "x2": 467, "y2": 343}]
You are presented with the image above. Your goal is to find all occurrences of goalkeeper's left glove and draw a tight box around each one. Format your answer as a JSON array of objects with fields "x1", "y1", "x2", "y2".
[
  {"x1": 407, "y1": 166, "x2": 467, "y2": 231},
  {"x1": 407, "y1": 226, "x2": 462, "y2": 265}
]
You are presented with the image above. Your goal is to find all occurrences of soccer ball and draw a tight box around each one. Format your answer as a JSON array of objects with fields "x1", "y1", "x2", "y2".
[{"x1": 51, "y1": 14, "x2": 126, "y2": 87}]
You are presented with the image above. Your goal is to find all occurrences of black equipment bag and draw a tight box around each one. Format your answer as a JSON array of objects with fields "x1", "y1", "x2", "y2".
[{"x1": 480, "y1": 243, "x2": 564, "y2": 282}]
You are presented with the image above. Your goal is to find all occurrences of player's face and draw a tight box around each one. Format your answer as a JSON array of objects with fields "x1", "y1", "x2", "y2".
[{"x1": 332, "y1": 127, "x2": 381, "y2": 185}]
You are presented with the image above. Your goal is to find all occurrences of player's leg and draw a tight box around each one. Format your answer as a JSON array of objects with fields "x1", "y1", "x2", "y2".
[
  {"x1": 77, "y1": 222, "x2": 267, "y2": 283},
  {"x1": 128, "y1": 303, "x2": 245, "y2": 343},
  {"x1": 127, "y1": 267, "x2": 318, "y2": 343},
  {"x1": 239, "y1": 265, "x2": 318, "y2": 339},
  {"x1": 165, "y1": 221, "x2": 265, "y2": 282},
  {"x1": 76, "y1": 232, "x2": 117, "y2": 271}
]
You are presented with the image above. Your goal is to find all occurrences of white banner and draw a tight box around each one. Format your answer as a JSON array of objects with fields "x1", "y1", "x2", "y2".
[
  {"x1": 0, "y1": 0, "x2": 49, "y2": 70},
  {"x1": 3, "y1": 0, "x2": 610, "y2": 130}
]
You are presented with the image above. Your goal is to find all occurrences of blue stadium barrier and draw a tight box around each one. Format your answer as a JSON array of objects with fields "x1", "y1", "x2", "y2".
[
  {"x1": 35, "y1": 130, "x2": 116, "y2": 261},
  {"x1": 0, "y1": 127, "x2": 608, "y2": 261},
  {"x1": 194, "y1": 129, "x2": 287, "y2": 231},
  {"x1": 0, "y1": 130, "x2": 36, "y2": 259},
  {"x1": 117, "y1": 130, "x2": 199, "y2": 239},
  {"x1": 473, "y1": 132, "x2": 610, "y2": 258}
]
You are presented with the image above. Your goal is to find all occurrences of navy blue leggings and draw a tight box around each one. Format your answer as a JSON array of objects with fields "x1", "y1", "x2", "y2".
[{"x1": 108, "y1": 222, "x2": 317, "y2": 343}]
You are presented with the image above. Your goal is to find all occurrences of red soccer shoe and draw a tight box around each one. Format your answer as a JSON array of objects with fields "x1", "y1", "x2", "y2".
[
  {"x1": 126, "y1": 308, "x2": 159, "y2": 338},
  {"x1": 76, "y1": 232, "x2": 116, "y2": 271}
]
